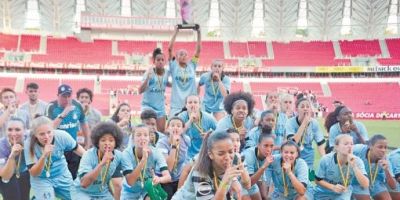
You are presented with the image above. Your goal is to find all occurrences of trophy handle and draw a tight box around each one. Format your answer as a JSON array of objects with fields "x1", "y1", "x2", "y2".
[{"x1": 177, "y1": 24, "x2": 200, "y2": 30}]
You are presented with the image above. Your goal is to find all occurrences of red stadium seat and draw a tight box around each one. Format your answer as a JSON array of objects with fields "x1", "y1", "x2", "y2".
[
  {"x1": 0, "y1": 77, "x2": 17, "y2": 89},
  {"x1": 339, "y1": 40, "x2": 381, "y2": 57},
  {"x1": 0, "y1": 33, "x2": 18, "y2": 51},
  {"x1": 20, "y1": 35, "x2": 40, "y2": 52}
]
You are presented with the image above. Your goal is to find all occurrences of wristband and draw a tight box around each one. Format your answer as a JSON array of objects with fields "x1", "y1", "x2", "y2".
[
  {"x1": 171, "y1": 145, "x2": 177, "y2": 149},
  {"x1": 220, "y1": 181, "x2": 229, "y2": 189}
]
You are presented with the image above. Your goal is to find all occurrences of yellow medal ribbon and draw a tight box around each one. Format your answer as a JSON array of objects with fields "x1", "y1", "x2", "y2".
[
  {"x1": 180, "y1": 67, "x2": 188, "y2": 84},
  {"x1": 231, "y1": 117, "x2": 244, "y2": 133},
  {"x1": 98, "y1": 150, "x2": 111, "y2": 190},
  {"x1": 337, "y1": 154, "x2": 350, "y2": 187},
  {"x1": 134, "y1": 148, "x2": 147, "y2": 188},
  {"x1": 173, "y1": 143, "x2": 180, "y2": 172},
  {"x1": 210, "y1": 79, "x2": 219, "y2": 96},
  {"x1": 367, "y1": 151, "x2": 379, "y2": 186},
  {"x1": 192, "y1": 112, "x2": 204, "y2": 133},
  {"x1": 44, "y1": 153, "x2": 52, "y2": 178},
  {"x1": 281, "y1": 167, "x2": 289, "y2": 197},
  {"x1": 156, "y1": 74, "x2": 163, "y2": 90},
  {"x1": 9, "y1": 140, "x2": 22, "y2": 178}
]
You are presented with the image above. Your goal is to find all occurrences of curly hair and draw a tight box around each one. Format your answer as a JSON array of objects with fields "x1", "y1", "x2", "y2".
[
  {"x1": 324, "y1": 105, "x2": 346, "y2": 131},
  {"x1": 223, "y1": 91, "x2": 255, "y2": 116},
  {"x1": 91, "y1": 121, "x2": 124, "y2": 149}
]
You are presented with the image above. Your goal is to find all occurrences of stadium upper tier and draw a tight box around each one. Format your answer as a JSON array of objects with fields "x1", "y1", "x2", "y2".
[{"x1": 1, "y1": 34, "x2": 400, "y2": 67}]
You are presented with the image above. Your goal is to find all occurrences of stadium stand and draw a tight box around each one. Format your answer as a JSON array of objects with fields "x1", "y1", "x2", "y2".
[
  {"x1": 32, "y1": 37, "x2": 125, "y2": 64},
  {"x1": 339, "y1": 40, "x2": 382, "y2": 57},
  {"x1": 0, "y1": 77, "x2": 17, "y2": 89},
  {"x1": 268, "y1": 41, "x2": 336, "y2": 66},
  {"x1": 229, "y1": 42, "x2": 249, "y2": 57},
  {"x1": 248, "y1": 41, "x2": 268, "y2": 57},
  {"x1": 328, "y1": 82, "x2": 400, "y2": 113},
  {"x1": 20, "y1": 35, "x2": 41, "y2": 52},
  {"x1": 0, "y1": 33, "x2": 18, "y2": 51},
  {"x1": 118, "y1": 40, "x2": 157, "y2": 55}
]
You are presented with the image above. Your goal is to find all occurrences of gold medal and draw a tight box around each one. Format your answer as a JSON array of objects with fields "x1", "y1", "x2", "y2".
[{"x1": 46, "y1": 171, "x2": 50, "y2": 178}]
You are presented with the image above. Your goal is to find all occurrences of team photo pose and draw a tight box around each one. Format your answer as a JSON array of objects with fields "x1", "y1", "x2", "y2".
[
  {"x1": 325, "y1": 105, "x2": 369, "y2": 153},
  {"x1": 25, "y1": 116, "x2": 85, "y2": 200},
  {"x1": 351, "y1": 134, "x2": 396, "y2": 200},
  {"x1": 268, "y1": 141, "x2": 310, "y2": 200},
  {"x1": 0, "y1": 118, "x2": 30, "y2": 200},
  {"x1": 198, "y1": 59, "x2": 230, "y2": 121},
  {"x1": 139, "y1": 48, "x2": 169, "y2": 133},
  {"x1": 226, "y1": 128, "x2": 253, "y2": 200},
  {"x1": 216, "y1": 91, "x2": 255, "y2": 151},
  {"x1": 172, "y1": 131, "x2": 247, "y2": 200},
  {"x1": 286, "y1": 98, "x2": 326, "y2": 171},
  {"x1": 245, "y1": 110, "x2": 276, "y2": 150},
  {"x1": 110, "y1": 102, "x2": 133, "y2": 150},
  {"x1": 167, "y1": 25, "x2": 201, "y2": 117},
  {"x1": 314, "y1": 134, "x2": 369, "y2": 200},
  {"x1": 72, "y1": 122, "x2": 128, "y2": 200},
  {"x1": 178, "y1": 95, "x2": 216, "y2": 158},
  {"x1": 242, "y1": 134, "x2": 275, "y2": 200},
  {"x1": 156, "y1": 117, "x2": 190, "y2": 199},
  {"x1": 121, "y1": 124, "x2": 171, "y2": 199}
]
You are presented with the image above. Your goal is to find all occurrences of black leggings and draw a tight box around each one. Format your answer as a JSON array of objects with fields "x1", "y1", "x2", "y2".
[
  {"x1": 64, "y1": 151, "x2": 81, "y2": 180},
  {"x1": 0, "y1": 171, "x2": 30, "y2": 200},
  {"x1": 161, "y1": 181, "x2": 179, "y2": 200}
]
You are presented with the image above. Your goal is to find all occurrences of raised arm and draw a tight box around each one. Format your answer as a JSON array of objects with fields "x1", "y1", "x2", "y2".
[
  {"x1": 194, "y1": 28, "x2": 201, "y2": 58},
  {"x1": 168, "y1": 26, "x2": 179, "y2": 61}
]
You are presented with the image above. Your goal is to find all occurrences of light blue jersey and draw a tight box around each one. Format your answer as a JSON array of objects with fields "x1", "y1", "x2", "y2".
[
  {"x1": 156, "y1": 134, "x2": 190, "y2": 182},
  {"x1": 242, "y1": 147, "x2": 270, "y2": 183},
  {"x1": 275, "y1": 112, "x2": 289, "y2": 147},
  {"x1": 141, "y1": 69, "x2": 169, "y2": 118},
  {"x1": 351, "y1": 144, "x2": 394, "y2": 196},
  {"x1": 388, "y1": 148, "x2": 400, "y2": 193},
  {"x1": 198, "y1": 72, "x2": 231, "y2": 113},
  {"x1": 328, "y1": 121, "x2": 368, "y2": 148},
  {"x1": 71, "y1": 148, "x2": 128, "y2": 199},
  {"x1": 168, "y1": 59, "x2": 198, "y2": 116},
  {"x1": 178, "y1": 111, "x2": 216, "y2": 158},
  {"x1": 267, "y1": 154, "x2": 310, "y2": 200},
  {"x1": 314, "y1": 152, "x2": 367, "y2": 200},
  {"x1": 121, "y1": 146, "x2": 168, "y2": 199},
  {"x1": 215, "y1": 115, "x2": 254, "y2": 133},
  {"x1": 285, "y1": 117, "x2": 325, "y2": 169},
  {"x1": 24, "y1": 130, "x2": 77, "y2": 200}
]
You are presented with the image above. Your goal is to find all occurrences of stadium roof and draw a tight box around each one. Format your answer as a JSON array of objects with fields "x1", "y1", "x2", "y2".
[{"x1": 0, "y1": 0, "x2": 399, "y2": 41}]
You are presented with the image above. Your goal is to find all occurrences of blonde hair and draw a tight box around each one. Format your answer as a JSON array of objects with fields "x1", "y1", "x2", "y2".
[
  {"x1": 29, "y1": 116, "x2": 53, "y2": 158},
  {"x1": 334, "y1": 134, "x2": 353, "y2": 152}
]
